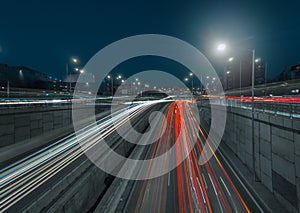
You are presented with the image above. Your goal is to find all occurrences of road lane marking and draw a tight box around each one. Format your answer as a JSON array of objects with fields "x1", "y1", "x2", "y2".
[
  {"x1": 220, "y1": 176, "x2": 231, "y2": 197},
  {"x1": 202, "y1": 173, "x2": 208, "y2": 189}
]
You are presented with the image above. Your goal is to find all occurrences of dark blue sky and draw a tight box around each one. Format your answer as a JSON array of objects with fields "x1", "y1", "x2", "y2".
[{"x1": 0, "y1": 0, "x2": 300, "y2": 80}]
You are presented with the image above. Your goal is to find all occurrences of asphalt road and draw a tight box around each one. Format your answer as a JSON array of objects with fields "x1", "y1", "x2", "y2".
[
  {"x1": 1, "y1": 99, "x2": 265, "y2": 212},
  {"x1": 111, "y1": 101, "x2": 264, "y2": 213}
]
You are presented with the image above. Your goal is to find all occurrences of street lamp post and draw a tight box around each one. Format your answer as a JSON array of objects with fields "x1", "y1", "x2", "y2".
[
  {"x1": 251, "y1": 49, "x2": 257, "y2": 181},
  {"x1": 239, "y1": 60, "x2": 242, "y2": 98},
  {"x1": 107, "y1": 74, "x2": 125, "y2": 96},
  {"x1": 228, "y1": 57, "x2": 242, "y2": 98},
  {"x1": 189, "y1": 72, "x2": 194, "y2": 94},
  {"x1": 7, "y1": 80, "x2": 9, "y2": 98},
  {"x1": 66, "y1": 57, "x2": 79, "y2": 92},
  {"x1": 107, "y1": 75, "x2": 113, "y2": 96},
  {"x1": 137, "y1": 81, "x2": 142, "y2": 97},
  {"x1": 264, "y1": 62, "x2": 268, "y2": 96},
  {"x1": 66, "y1": 63, "x2": 69, "y2": 92},
  {"x1": 218, "y1": 43, "x2": 258, "y2": 181}
]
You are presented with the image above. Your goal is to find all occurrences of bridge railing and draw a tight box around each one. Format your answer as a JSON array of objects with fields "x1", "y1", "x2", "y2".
[{"x1": 199, "y1": 98, "x2": 300, "y2": 118}]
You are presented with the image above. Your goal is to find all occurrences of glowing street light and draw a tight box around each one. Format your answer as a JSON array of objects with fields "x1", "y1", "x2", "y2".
[
  {"x1": 107, "y1": 75, "x2": 113, "y2": 96},
  {"x1": 228, "y1": 57, "x2": 234, "y2": 62},
  {"x1": 217, "y1": 43, "x2": 226, "y2": 51},
  {"x1": 66, "y1": 57, "x2": 79, "y2": 92},
  {"x1": 216, "y1": 42, "x2": 257, "y2": 181},
  {"x1": 184, "y1": 78, "x2": 188, "y2": 81}
]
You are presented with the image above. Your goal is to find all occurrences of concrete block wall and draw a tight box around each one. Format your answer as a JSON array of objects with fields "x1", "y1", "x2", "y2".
[
  {"x1": 0, "y1": 104, "x2": 73, "y2": 147},
  {"x1": 16, "y1": 104, "x2": 160, "y2": 213},
  {"x1": 0, "y1": 103, "x2": 111, "y2": 148},
  {"x1": 199, "y1": 103, "x2": 300, "y2": 212}
]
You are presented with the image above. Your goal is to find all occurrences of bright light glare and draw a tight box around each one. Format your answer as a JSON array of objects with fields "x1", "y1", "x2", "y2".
[
  {"x1": 217, "y1": 43, "x2": 226, "y2": 51},
  {"x1": 228, "y1": 57, "x2": 234, "y2": 62},
  {"x1": 184, "y1": 78, "x2": 188, "y2": 81}
]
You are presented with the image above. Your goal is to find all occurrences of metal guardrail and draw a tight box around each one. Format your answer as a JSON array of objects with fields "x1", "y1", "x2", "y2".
[{"x1": 199, "y1": 98, "x2": 300, "y2": 118}]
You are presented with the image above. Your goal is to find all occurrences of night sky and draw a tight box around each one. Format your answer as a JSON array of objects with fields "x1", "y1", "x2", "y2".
[{"x1": 0, "y1": 0, "x2": 300, "y2": 80}]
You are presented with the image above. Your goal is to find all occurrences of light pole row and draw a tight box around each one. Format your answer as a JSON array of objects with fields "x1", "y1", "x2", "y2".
[
  {"x1": 106, "y1": 74, "x2": 124, "y2": 96},
  {"x1": 66, "y1": 57, "x2": 85, "y2": 92},
  {"x1": 217, "y1": 43, "x2": 259, "y2": 181}
]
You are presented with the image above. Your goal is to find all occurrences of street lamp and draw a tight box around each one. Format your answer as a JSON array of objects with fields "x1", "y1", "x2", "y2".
[
  {"x1": 227, "y1": 55, "x2": 260, "y2": 98},
  {"x1": 217, "y1": 43, "x2": 226, "y2": 51},
  {"x1": 189, "y1": 72, "x2": 194, "y2": 94},
  {"x1": 217, "y1": 43, "x2": 258, "y2": 181},
  {"x1": 137, "y1": 81, "x2": 142, "y2": 97},
  {"x1": 228, "y1": 56, "x2": 242, "y2": 97},
  {"x1": 107, "y1": 74, "x2": 125, "y2": 96},
  {"x1": 107, "y1": 75, "x2": 114, "y2": 96},
  {"x1": 66, "y1": 57, "x2": 79, "y2": 92}
]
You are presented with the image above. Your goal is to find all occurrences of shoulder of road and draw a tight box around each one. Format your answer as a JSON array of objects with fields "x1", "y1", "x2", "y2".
[{"x1": 220, "y1": 143, "x2": 287, "y2": 213}]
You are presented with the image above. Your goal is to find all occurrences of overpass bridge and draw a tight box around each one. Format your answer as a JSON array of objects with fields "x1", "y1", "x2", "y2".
[{"x1": 0, "y1": 96, "x2": 299, "y2": 213}]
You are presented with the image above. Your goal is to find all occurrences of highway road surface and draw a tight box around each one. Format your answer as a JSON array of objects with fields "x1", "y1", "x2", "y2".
[
  {"x1": 98, "y1": 100, "x2": 264, "y2": 213},
  {"x1": 1, "y1": 100, "x2": 265, "y2": 212}
]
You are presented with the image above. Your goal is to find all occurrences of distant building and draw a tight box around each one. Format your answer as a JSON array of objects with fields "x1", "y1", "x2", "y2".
[
  {"x1": 0, "y1": 63, "x2": 53, "y2": 89},
  {"x1": 222, "y1": 55, "x2": 266, "y2": 90},
  {"x1": 275, "y1": 63, "x2": 300, "y2": 81}
]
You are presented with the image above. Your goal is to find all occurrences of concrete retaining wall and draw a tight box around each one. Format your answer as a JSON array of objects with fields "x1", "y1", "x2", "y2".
[
  {"x1": 8, "y1": 104, "x2": 161, "y2": 213},
  {"x1": 0, "y1": 104, "x2": 72, "y2": 147},
  {"x1": 0, "y1": 103, "x2": 110, "y2": 148},
  {"x1": 199, "y1": 102, "x2": 300, "y2": 212}
]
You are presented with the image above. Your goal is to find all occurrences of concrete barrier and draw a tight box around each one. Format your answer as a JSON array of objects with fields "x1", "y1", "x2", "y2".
[
  {"x1": 6, "y1": 103, "x2": 165, "y2": 213},
  {"x1": 0, "y1": 101, "x2": 111, "y2": 148},
  {"x1": 199, "y1": 101, "x2": 300, "y2": 212}
]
